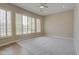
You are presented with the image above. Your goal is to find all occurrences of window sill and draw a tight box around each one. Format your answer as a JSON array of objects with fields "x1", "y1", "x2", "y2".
[
  {"x1": 0, "y1": 36, "x2": 12, "y2": 40},
  {"x1": 16, "y1": 32, "x2": 42, "y2": 36}
]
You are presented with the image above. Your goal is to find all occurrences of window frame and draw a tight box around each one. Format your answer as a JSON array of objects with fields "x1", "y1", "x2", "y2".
[
  {"x1": 36, "y1": 18, "x2": 41, "y2": 32},
  {"x1": 15, "y1": 13, "x2": 41, "y2": 35},
  {"x1": 0, "y1": 9, "x2": 12, "y2": 38}
]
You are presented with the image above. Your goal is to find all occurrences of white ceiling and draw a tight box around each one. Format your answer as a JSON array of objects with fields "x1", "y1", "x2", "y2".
[{"x1": 12, "y1": 3, "x2": 75, "y2": 16}]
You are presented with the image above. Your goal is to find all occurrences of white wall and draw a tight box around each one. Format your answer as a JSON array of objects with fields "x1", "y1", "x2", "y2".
[
  {"x1": 44, "y1": 10, "x2": 74, "y2": 39},
  {"x1": 73, "y1": 4, "x2": 79, "y2": 54}
]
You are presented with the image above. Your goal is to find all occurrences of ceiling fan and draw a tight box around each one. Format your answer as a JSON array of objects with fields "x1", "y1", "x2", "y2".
[
  {"x1": 36, "y1": 3, "x2": 48, "y2": 15},
  {"x1": 40, "y1": 3, "x2": 48, "y2": 9}
]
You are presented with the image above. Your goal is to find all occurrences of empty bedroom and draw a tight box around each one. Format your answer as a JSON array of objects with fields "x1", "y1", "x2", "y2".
[{"x1": 0, "y1": 3, "x2": 79, "y2": 55}]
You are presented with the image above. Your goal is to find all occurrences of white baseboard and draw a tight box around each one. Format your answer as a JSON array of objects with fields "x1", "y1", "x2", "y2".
[
  {"x1": 0, "y1": 40, "x2": 19, "y2": 47},
  {"x1": 0, "y1": 35, "x2": 42, "y2": 47},
  {"x1": 46, "y1": 35, "x2": 73, "y2": 40}
]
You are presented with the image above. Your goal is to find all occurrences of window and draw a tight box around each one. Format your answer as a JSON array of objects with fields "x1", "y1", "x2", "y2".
[
  {"x1": 23, "y1": 15, "x2": 28, "y2": 34},
  {"x1": 16, "y1": 13, "x2": 41, "y2": 35},
  {"x1": 0, "y1": 9, "x2": 12, "y2": 37},
  {"x1": 36, "y1": 19, "x2": 41, "y2": 32},
  {"x1": 31, "y1": 18, "x2": 35, "y2": 33},
  {"x1": 16, "y1": 13, "x2": 23, "y2": 35},
  {"x1": 27, "y1": 16, "x2": 32, "y2": 33}
]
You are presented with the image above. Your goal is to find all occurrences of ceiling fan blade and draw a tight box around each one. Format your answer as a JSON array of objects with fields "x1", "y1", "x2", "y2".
[
  {"x1": 36, "y1": 3, "x2": 48, "y2": 8},
  {"x1": 44, "y1": 6, "x2": 48, "y2": 8}
]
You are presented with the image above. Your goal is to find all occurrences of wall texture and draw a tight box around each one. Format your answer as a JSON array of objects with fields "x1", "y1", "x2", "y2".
[
  {"x1": 0, "y1": 3, "x2": 43, "y2": 47},
  {"x1": 73, "y1": 4, "x2": 79, "y2": 54},
  {"x1": 44, "y1": 10, "x2": 74, "y2": 39}
]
